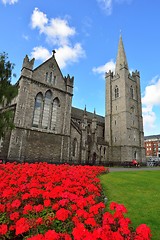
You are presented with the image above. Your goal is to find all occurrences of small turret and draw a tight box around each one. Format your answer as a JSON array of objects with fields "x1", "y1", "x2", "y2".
[
  {"x1": 81, "y1": 105, "x2": 88, "y2": 130},
  {"x1": 84, "y1": 105, "x2": 87, "y2": 114},
  {"x1": 105, "y1": 70, "x2": 113, "y2": 78},
  {"x1": 64, "y1": 74, "x2": 74, "y2": 94},
  {"x1": 21, "y1": 55, "x2": 35, "y2": 78},
  {"x1": 132, "y1": 70, "x2": 140, "y2": 78},
  {"x1": 92, "y1": 108, "x2": 97, "y2": 133}
]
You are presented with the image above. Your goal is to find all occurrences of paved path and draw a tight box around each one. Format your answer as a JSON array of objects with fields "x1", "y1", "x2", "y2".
[{"x1": 109, "y1": 167, "x2": 160, "y2": 172}]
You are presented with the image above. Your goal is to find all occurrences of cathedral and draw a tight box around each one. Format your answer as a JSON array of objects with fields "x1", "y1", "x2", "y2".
[{"x1": 0, "y1": 36, "x2": 145, "y2": 164}]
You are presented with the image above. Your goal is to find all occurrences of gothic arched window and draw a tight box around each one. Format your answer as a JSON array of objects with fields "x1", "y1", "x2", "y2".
[
  {"x1": 45, "y1": 72, "x2": 48, "y2": 82},
  {"x1": 32, "y1": 93, "x2": 43, "y2": 127},
  {"x1": 115, "y1": 85, "x2": 119, "y2": 98},
  {"x1": 72, "y1": 138, "x2": 78, "y2": 157},
  {"x1": 51, "y1": 98, "x2": 60, "y2": 130},
  {"x1": 49, "y1": 72, "x2": 52, "y2": 83},
  {"x1": 42, "y1": 90, "x2": 52, "y2": 129},
  {"x1": 100, "y1": 146, "x2": 102, "y2": 156},
  {"x1": 104, "y1": 147, "x2": 106, "y2": 156},
  {"x1": 130, "y1": 86, "x2": 134, "y2": 99}
]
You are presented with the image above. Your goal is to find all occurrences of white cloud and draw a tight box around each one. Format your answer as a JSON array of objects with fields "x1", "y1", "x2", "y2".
[
  {"x1": 30, "y1": 46, "x2": 51, "y2": 62},
  {"x1": 82, "y1": 17, "x2": 92, "y2": 37},
  {"x1": 31, "y1": 8, "x2": 76, "y2": 46},
  {"x1": 30, "y1": 44, "x2": 85, "y2": 69},
  {"x1": 92, "y1": 60, "x2": 135, "y2": 78},
  {"x1": 142, "y1": 106, "x2": 156, "y2": 132},
  {"x1": 92, "y1": 59, "x2": 115, "y2": 77},
  {"x1": 30, "y1": 8, "x2": 85, "y2": 68},
  {"x1": 45, "y1": 18, "x2": 76, "y2": 46},
  {"x1": 55, "y1": 44, "x2": 86, "y2": 69},
  {"x1": 22, "y1": 34, "x2": 29, "y2": 41},
  {"x1": 142, "y1": 77, "x2": 160, "y2": 107},
  {"x1": 142, "y1": 76, "x2": 160, "y2": 134},
  {"x1": 115, "y1": 0, "x2": 132, "y2": 3},
  {"x1": 97, "y1": 0, "x2": 132, "y2": 15},
  {"x1": 31, "y1": 8, "x2": 48, "y2": 31},
  {"x1": 97, "y1": 0, "x2": 112, "y2": 15},
  {"x1": 2, "y1": 0, "x2": 18, "y2": 4}
]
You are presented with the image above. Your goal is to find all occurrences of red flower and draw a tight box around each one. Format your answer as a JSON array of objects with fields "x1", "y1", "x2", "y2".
[
  {"x1": 11, "y1": 199, "x2": 21, "y2": 209},
  {"x1": 103, "y1": 212, "x2": 115, "y2": 225},
  {"x1": 44, "y1": 230, "x2": 59, "y2": 239},
  {"x1": 9, "y1": 225, "x2": 15, "y2": 231},
  {"x1": 85, "y1": 217, "x2": 97, "y2": 226},
  {"x1": 22, "y1": 192, "x2": 30, "y2": 200},
  {"x1": 2, "y1": 188, "x2": 13, "y2": 198},
  {"x1": 71, "y1": 204, "x2": 77, "y2": 212},
  {"x1": 0, "y1": 204, "x2": 5, "y2": 213},
  {"x1": 0, "y1": 162, "x2": 151, "y2": 240},
  {"x1": 55, "y1": 208, "x2": 71, "y2": 221},
  {"x1": 136, "y1": 224, "x2": 151, "y2": 239},
  {"x1": 36, "y1": 217, "x2": 43, "y2": 225},
  {"x1": 10, "y1": 211, "x2": 20, "y2": 221},
  {"x1": 44, "y1": 199, "x2": 51, "y2": 207},
  {"x1": 52, "y1": 203, "x2": 59, "y2": 211},
  {"x1": 59, "y1": 199, "x2": 69, "y2": 207},
  {"x1": 15, "y1": 217, "x2": 30, "y2": 235},
  {"x1": 23, "y1": 204, "x2": 33, "y2": 214},
  {"x1": 26, "y1": 234, "x2": 44, "y2": 240},
  {"x1": 110, "y1": 202, "x2": 117, "y2": 211},
  {"x1": 0, "y1": 224, "x2": 8, "y2": 235},
  {"x1": 33, "y1": 204, "x2": 44, "y2": 213},
  {"x1": 116, "y1": 203, "x2": 127, "y2": 213}
]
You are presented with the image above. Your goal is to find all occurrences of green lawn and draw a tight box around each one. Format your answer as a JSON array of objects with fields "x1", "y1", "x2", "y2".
[{"x1": 100, "y1": 170, "x2": 160, "y2": 240}]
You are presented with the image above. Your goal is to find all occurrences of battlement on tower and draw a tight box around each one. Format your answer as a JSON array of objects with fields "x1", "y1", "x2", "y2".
[{"x1": 22, "y1": 55, "x2": 35, "y2": 70}]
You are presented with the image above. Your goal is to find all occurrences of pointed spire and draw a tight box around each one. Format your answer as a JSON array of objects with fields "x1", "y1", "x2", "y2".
[
  {"x1": 83, "y1": 105, "x2": 87, "y2": 120},
  {"x1": 115, "y1": 35, "x2": 128, "y2": 74},
  {"x1": 84, "y1": 105, "x2": 87, "y2": 115},
  {"x1": 93, "y1": 108, "x2": 96, "y2": 117}
]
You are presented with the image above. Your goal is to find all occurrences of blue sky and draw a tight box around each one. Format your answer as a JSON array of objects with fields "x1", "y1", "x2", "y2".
[{"x1": 0, "y1": 0, "x2": 160, "y2": 137}]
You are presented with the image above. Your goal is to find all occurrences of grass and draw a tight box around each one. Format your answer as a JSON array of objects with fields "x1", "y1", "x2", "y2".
[{"x1": 100, "y1": 170, "x2": 160, "y2": 240}]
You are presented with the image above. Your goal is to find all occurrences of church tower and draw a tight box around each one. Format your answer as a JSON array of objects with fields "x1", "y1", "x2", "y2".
[{"x1": 105, "y1": 35, "x2": 145, "y2": 163}]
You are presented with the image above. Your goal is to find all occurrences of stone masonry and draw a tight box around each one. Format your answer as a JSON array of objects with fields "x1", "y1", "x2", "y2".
[{"x1": 0, "y1": 36, "x2": 145, "y2": 164}]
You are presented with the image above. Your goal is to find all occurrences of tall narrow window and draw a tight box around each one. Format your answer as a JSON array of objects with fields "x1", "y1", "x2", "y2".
[
  {"x1": 72, "y1": 138, "x2": 78, "y2": 157},
  {"x1": 49, "y1": 72, "x2": 52, "y2": 83},
  {"x1": 130, "y1": 86, "x2": 134, "y2": 98},
  {"x1": 51, "y1": 98, "x2": 60, "y2": 130},
  {"x1": 100, "y1": 146, "x2": 102, "y2": 156},
  {"x1": 104, "y1": 147, "x2": 106, "y2": 156},
  {"x1": 32, "y1": 93, "x2": 43, "y2": 127},
  {"x1": 53, "y1": 76, "x2": 56, "y2": 85},
  {"x1": 115, "y1": 85, "x2": 119, "y2": 98},
  {"x1": 45, "y1": 72, "x2": 48, "y2": 82},
  {"x1": 42, "y1": 91, "x2": 52, "y2": 129}
]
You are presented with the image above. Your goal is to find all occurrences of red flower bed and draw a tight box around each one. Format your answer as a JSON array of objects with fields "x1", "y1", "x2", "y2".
[{"x1": 0, "y1": 162, "x2": 151, "y2": 239}]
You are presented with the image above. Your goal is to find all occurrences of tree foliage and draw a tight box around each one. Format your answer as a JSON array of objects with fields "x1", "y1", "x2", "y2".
[{"x1": 0, "y1": 52, "x2": 18, "y2": 137}]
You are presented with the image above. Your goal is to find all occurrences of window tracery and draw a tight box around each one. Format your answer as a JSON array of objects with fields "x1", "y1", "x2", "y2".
[
  {"x1": 32, "y1": 93, "x2": 43, "y2": 127},
  {"x1": 32, "y1": 91, "x2": 60, "y2": 131}
]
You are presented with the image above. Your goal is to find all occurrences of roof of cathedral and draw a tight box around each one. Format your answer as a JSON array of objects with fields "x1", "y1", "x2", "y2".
[
  {"x1": 71, "y1": 106, "x2": 105, "y2": 124},
  {"x1": 115, "y1": 35, "x2": 129, "y2": 74}
]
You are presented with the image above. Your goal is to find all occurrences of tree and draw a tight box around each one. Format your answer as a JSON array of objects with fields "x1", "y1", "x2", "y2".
[{"x1": 0, "y1": 52, "x2": 18, "y2": 138}]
